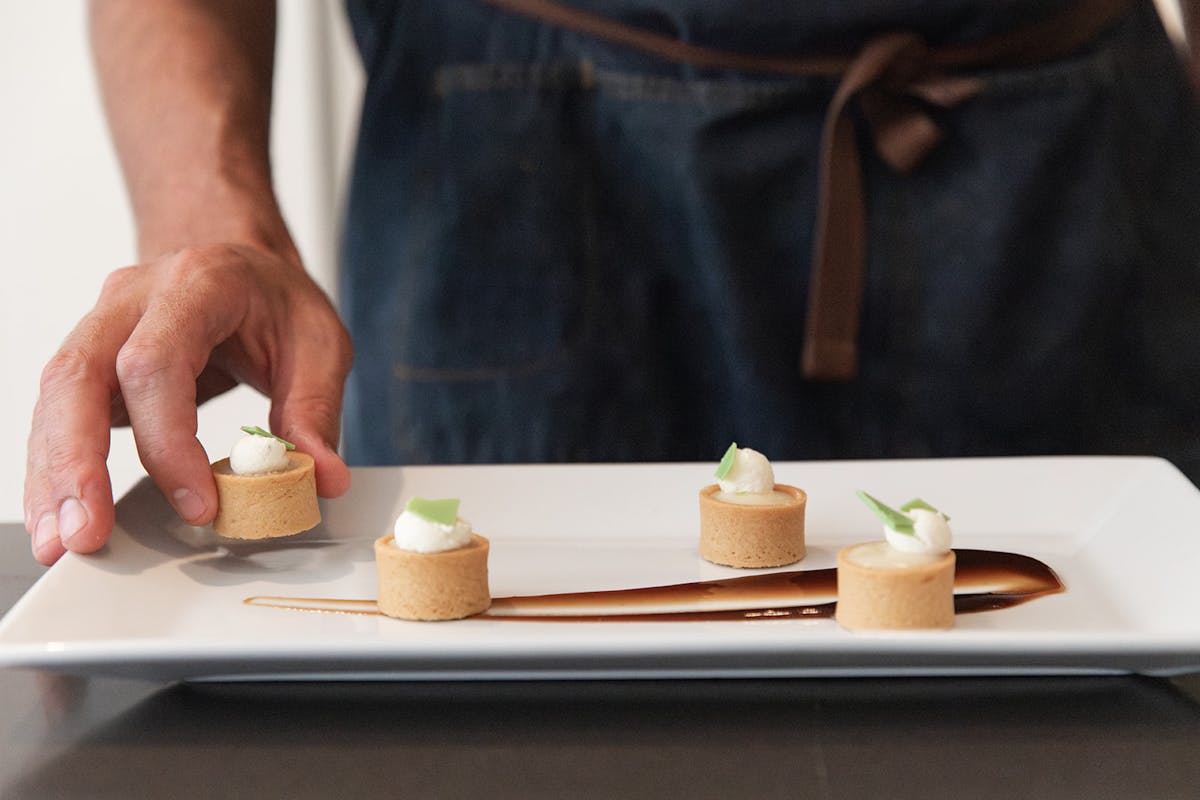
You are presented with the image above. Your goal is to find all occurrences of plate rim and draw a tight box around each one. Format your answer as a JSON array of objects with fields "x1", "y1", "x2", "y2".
[{"x1": 2, "y1": 455, "x2": 1198, "y2": 680}]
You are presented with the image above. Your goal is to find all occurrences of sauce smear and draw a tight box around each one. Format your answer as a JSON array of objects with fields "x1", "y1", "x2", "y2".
[{"x1": 244, "y1": 548, "x2": 1063, "y2": 622}]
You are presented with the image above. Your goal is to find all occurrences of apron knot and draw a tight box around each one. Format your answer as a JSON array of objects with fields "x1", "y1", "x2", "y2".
[
  {"x1": 479, "y1": 0, "x2": 1132, "y2": 382},
  {"x1": 803, "y1": 33, "x2": 983, "y2": 380}
]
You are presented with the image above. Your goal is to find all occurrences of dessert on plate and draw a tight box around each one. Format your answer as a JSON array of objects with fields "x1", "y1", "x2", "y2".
[
  {"x1": 375, "y1": 497, "x2": 491, "y2": 621},
  {"x1": 210, "y1": 426, "x2": 321, "y2": 539},
  {"x1": 698, "y1": 443, "x2": 807, "y2": 568},
  {"x1": 835, "y1": 491, "x2": 956, "y2": 630}
]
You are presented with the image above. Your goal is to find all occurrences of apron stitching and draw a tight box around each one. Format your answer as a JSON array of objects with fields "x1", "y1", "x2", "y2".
[
  {"x1": 434, "y1": 61, "x2": 824, "y2": 104},
  {"x1": 393, "y1": 347, "x2": 574, "y2": 383}
]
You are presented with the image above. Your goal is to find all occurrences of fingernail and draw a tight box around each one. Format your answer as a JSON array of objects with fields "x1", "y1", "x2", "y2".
[
  {"x1": 58, "y1": 498, "x2": 88, "y2": 545},
  {"x1": 33, "y1": 513, "x2": 58, "y2": 552},
  {"x1": 172, "y1": 488, "x2": 206, "y2": 522}
]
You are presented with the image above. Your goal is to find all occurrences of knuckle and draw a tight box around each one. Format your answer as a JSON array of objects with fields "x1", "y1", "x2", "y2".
[
  {"x1": 30, "y1": 427, "x2": 107, "y2": 493},
  {"x1": 39, "y1": 348, "x2": 98, "y2": 396},
  {"x1": 306, "y1": 395, "x2": 343, "y2": 429},
  {"x1": 98, "y1": 265, "x2": 141, "y2": 299},
  {"x1": 22, "y1": 475, "x2": 46, "y2": 532},
  {"x1": 42, "y1": 440, "x2": 96, "y2": 479},
  {"x1": 298, "y1": 301, "x2": 355, "y2": 367},
  {"x1": 115, "y1": 339, "x2": 175, "y2": 386},
  {"x1": 161, "y1": 245, "x2": 250, "y2": 300},
  {"x1": 172, "y1": 243, "x2": 234, "y2": 266},
  {"x1": 284, "y1": 393, "x2": 343, "y2": 440},
  {"x1": 174, "y1": 243, "x2": 244, "y2": 275},
  {"x1": 135, "y1": 438, "x2": 175, "y2": 468}
]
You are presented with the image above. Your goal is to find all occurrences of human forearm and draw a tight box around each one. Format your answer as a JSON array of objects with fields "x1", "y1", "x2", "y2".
[
  {"x1": 89, "y1": 0, "x2": 297, "y2": 262},
  {"x1": 1183, "y1": 0, "x2": 1200, "y2": 88},
  {"x1": 26, "y1": 0, "x2": 352, "y2": 566}
]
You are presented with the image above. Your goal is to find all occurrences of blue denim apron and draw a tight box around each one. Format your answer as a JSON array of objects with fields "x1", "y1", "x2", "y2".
[{"x1": 339, "y1": 0, "x2": 1200, "y2": 480}]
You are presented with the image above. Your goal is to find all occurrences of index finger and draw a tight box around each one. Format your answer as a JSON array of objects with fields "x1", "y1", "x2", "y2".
[{"x1": 115, "y1": 264, "x2": 249, "y2": 527}]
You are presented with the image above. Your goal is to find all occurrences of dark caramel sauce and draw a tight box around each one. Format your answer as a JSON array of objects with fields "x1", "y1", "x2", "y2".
[{"x1": 244, "y1": 548, "x2": 1064, "y2": 622}]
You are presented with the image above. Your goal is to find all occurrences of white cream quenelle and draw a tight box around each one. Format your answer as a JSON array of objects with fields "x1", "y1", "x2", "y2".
[
  {"x1": 393, "y1": 498, "x2": 473, "y2": 553},
  {"x1": 229, "y1": 429, "x2": 292, "y2": 475},
  {"x1": 714, "y1": 443, "x2": 792, "y2": 505},
  {"x1": 885, "y1": 507, "x2": 952, "y2": 554},
  {"x1": 856, "y1": 492, "x2": 953, "y2": 557}
]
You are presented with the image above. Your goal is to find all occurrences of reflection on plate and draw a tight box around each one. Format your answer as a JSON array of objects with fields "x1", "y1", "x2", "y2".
[{"x1": 1, "y1": 457, "x2": 1198, "y2": 681}]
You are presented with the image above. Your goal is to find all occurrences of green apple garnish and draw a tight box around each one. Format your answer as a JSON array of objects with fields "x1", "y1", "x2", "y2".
[
  {"x1": 856, "y1": 490, "x2": 915, "y2": 536},
  {"x1": 406, "y1": 497, "x2": 460, "y2": 526},
  {"x1": 857, "y1": 491, "x2": 948, "y2": 535},
  {"x1": 900, "y1": 497, "x2": 949, "y2": 521},
  {"x1": 715, "y1": 442, "x2": 738, "y2": 480},
  {"x1": 241, "y1": 425, "x2": 296, "y2": 450}
]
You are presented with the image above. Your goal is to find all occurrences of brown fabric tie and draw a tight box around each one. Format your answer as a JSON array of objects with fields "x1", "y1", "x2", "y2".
[
  {"x1": 480, "y1": 0, "x2": 1134, "y2": 379},
  {"x1": 804, "y1": 33, "x2": 984, "y2": 379}
]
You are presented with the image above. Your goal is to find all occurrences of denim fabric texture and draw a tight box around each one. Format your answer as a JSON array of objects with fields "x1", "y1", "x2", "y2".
[{"x1": 339, "y1": 0, "x2": 1200, "y2": 480}]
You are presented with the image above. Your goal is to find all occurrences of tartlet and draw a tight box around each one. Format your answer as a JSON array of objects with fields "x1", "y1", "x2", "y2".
[
  {"x1": 375, "y1": 497, "x2": 491, "y2": 621},
  {"x1": 211, "y1": 450, "x2": 320, "y2": 540},
  {"x1": 835, "y1": 492, "x2": 955, "y2": 631},
  {"x1": 374, "y1": 533, "x2": 491, "y2": 621},
  {"x1": 835, "y1": 542, "x2": 955, "y2": 630},
  {"x1": 699, "y1": 483, "x2": 807, "y2": 567},
  {"x1": 698, "y1": 443, "x2": 806, "y2": 568}
]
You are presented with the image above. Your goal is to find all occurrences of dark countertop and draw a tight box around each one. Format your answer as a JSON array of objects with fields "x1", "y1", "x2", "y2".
[{"x1": 3, "y1": 522, "x2": 1199, "y2": 799}]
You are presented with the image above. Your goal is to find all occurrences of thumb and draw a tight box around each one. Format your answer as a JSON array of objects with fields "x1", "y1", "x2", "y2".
[{"x1": 279, "y1": 416, "x2": 351, "y2": 499}]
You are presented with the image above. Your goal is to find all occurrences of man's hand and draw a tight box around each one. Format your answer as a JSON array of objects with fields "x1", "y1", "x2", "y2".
[
  {"x1": 25, "y1": 0, "x2": 353, "y2": 565},
  {"x1": 24, "y1": 243, "x2": 353, "y2": 565}
]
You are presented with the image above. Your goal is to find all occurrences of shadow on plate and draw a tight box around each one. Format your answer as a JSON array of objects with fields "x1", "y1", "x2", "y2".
[{"x1": 101, "y1": 478, "x2": 375, "y2": 586}]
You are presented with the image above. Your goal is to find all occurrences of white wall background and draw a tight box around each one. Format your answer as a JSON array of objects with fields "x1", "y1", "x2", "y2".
[
  {"x1": 0, "y1": 1, "x2": 363, "y2": 523},
  {"x1": 0, "y1": 1, "x2": 1188, "y2": 526}
]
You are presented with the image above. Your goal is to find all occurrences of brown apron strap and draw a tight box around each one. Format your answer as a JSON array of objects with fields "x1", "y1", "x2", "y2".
[
  {"x1": 479, "y1": 0, "x2": 1136, "y2": 379},
  {"x1": 480, "y1": 0, "x2": 853, "y2": 77},
  {"x1": 805, "y1": 32, "x2": 969, "y2": 379}
]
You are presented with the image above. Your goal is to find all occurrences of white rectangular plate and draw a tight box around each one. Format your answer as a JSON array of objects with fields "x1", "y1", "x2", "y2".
[{"x1": 2, "y1": 457, "x2": 1198, "y2": 681}]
